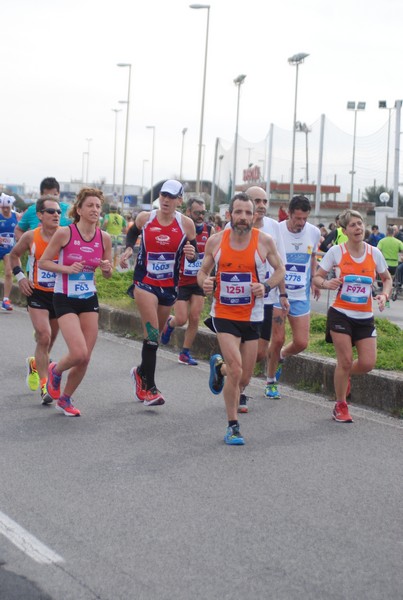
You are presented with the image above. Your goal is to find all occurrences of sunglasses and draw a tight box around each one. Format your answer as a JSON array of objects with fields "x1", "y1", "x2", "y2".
[
  {"x1": 41, "y1": 208, "x2": 61, "y2": 215},
  {"x1": 161, "y1": 191, "x2": 179, "y2": 199},
  {"x1": 193, "y1": 210, "x2": 206, "y2": 216}
]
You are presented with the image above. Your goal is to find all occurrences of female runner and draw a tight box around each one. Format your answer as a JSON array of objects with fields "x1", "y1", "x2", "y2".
[{"x1": 39, "y1": 188, "x2": 113, "y2": 416}]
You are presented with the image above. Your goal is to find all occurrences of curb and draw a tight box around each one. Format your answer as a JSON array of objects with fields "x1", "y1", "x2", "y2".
[{"x1": 4, "y1": 282, "x2": 403, "y2": 416}]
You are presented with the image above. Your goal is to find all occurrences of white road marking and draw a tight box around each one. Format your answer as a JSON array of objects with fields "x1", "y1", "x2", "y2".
[{"x1": 0, "y1": 510, "x2": 64, "y2": 564}]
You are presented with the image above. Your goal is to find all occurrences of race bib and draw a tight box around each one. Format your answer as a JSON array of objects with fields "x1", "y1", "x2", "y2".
[
  {"x1": 183, "y1": 253, "x2": 204, "y2": 276},
  {"x1": 67, "y1": 272, "x2": 96, "y2": 299},
  {"x1": 340, "y1": 275, "x2": 372, "y2": 304},
  {"x1": 0, "y1": 233, "x2": 14, "y2": 248},
  {"x1": 285, "y1": 263, "x2": 308, "y2": 290},
  {"x1": 220, "y1": 272, "x2": 252, "y2": 305},
  {"x1": 37, "y1": 268, "x2": 56, "y2": 289},
  {"x1": 146, "y1": 252, "x2": 175, "y2": 280}
]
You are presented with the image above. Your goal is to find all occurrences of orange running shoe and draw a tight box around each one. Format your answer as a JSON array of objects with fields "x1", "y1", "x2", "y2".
[{"x1": 332, "y1": 401, "x2": 353, "y2": 423}]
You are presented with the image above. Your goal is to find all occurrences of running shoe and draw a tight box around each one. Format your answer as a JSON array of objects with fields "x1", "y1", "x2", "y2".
[
  {"x1": 26, "y1": 357, "x2": 40, "y2": 391},
  {"x1": 56, "y1": 398, "x2": 81, "y2": 417},
  {"x1": 40, "y1": 383, "x2": 53, "y2": 405},
  {"x1": 160, "y1": 317, "x2": 174, "y2": 345},
  {"x1": 143, "y1": 387, "x2": 165, "y2": 406},
  {"x1": 1, "y1": 299, "x2": 13, "y2": 311},
  {"x1": 47, "y1": 362, "x2": 61, "y2": 400},
  {"x1": 238, "y1": 393, "x2": 249, "y2": 414},
  {"x1": 224, "y1": 424, "x2": 245, "y2": 446},
  {"x1": 264, "y1": 382, "x2": 281, "y2": 399},
  {"x1": 332, "y1": 401, "x2": 353, "y2": 423},
  {"x1": 178, "y1": 351, "x2": 198, "y2": 366},
  {"x1": 209, "y1": 354, "x2": 224, "y2": 395},
  {"x1": 130, "y1": 367, "x2": 146, "y2": 402},
  {"x1": 275, "y1": 358, "x2": 284, "y2": 381}
]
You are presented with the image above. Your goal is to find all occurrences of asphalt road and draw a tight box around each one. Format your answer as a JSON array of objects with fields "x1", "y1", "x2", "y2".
[{"x1": 0, "y1": 308, "x2": 402, "y2": 600}]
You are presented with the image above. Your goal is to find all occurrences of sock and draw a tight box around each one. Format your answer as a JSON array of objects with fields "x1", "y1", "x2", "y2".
[
  {"x1": 267, "y1": 378, "x2": 276, "y2": 384},
  {"x1": 140, "y1": 339, "x2": 158, "y2": 389},
  {"x1": 59, "y1": 393, "x2": 71, "y2": 404},
  {"x1": 40, "y1": 377, "x2": 47, "y2": 388},
  {"x1": 228, "y1": 420, "x2": 238, "y2": 428}
]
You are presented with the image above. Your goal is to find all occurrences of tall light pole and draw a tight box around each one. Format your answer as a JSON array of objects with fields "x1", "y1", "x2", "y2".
[
  {"x1": 146, "y1": 125, "x2": 156, "y2": 203},
  {"x1": 117, "y1": 62, "x2": 132, "y2": 205},
  {"x1": 347, "y1": 101, "x2": 366, "y2": 208},
  {"x1": 295, "y1": 121, "x2": 311, "y2": 182},
  {"x1": 217, "y1": 153, "x2": 224, "y2": 205},
  {"x1": 189, "y1": 3, "x2": 210, "y2": 193},
  {"x1": 379, "y1": 100, "x2": 395, "y2": 189},
  {"x1": 141, "y1": 159, "x2": 149, "y2": 197},
  {"x1": 85, "y1": 138, "x2": 92, "y2": 185},
  {"x1": 111, "y1": 109, "x2": 121, "y2": 193},
  {"x1": 81, "y1": 152, "x2": 88, "y2": 185},
  {"x1": 231, "y1": 74, "x2": 246, "y2": 198},
  {"x1": 179, "y1": 127, "x2": 188, "y2": 180},
  {"x1": 288, "y1": 52, "x2": 309, "y2": 199}
]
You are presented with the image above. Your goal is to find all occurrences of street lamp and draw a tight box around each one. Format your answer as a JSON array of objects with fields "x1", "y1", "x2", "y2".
[
  {"x1": 295, "y1": 121, "x2": 311, "y2": 183},
  {"x1": 141, "y1": 159, "x2": 149, "y2": 197},
  {"x1": 232, "y1": 74, "x2": 246, "y2": 198},
  {"x1": 146, "y1": 125, "x2": 156, "y2": 203},
  {"x1": 189, "y1": 3, "x2": 210, "y2": 193},
  {"x1": 347, "y1": 101, "x2": 366, "y2": 208},
  {"x1": 81, "y1": 152, "x2": 88, "y2": 185},
  {"x1": 117, "y1": 62, "x2": 132, "y2": 205},
  {"x1": 179, "y1": 127, "x2": 188, "y2": 180},
  {"x1": 379, "y1": 100, "x2": 395, "y2": 189},
  {"x1": 288, "y1": 52, "x2": 309, "y2": 199},
  {"x1": 85, "y1": 138, "x2": 92, "y2": 185},
  {"x1": 111, "y1": 109, "x2": 121, "y2": 193}
]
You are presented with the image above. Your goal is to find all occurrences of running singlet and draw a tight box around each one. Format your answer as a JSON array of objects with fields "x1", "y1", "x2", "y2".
[
  {"x1": 320, "y1": 242, "x2": 387, "y2": 318},
  {"x1": 134, "y1": 210, "x2": 187, "y2": 288},
  {"x1": 28, "y1": 227, "x2": 58, "y2": 291},
  {"x1": 258, "y1": 216, "x2": 286, "y2": 305},
  {"x1": 54, "y1": 224, "x2": 104, "y2": 299},
  {"x1": 0, "y1": 212, "x2": 18, "y2": 258},
  {"x1": 211, "y1": 228, "x2": 266, "y2": 322},
  {"x1": 179, "y1": 223, "x2": 211, "y2": 287},
  {"x1": 280, "y1": 220, "x2": 320, "y2": 302}
]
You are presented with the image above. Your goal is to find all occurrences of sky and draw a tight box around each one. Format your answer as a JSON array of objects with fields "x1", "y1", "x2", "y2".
[{"x1": 1, "y1": 0, "x2": 403, "y2": 196}]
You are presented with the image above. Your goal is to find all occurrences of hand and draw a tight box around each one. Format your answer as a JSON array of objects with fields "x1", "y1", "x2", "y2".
[
  {"x1": 251, "y1": 282, "x2": 265, "y2": 298},
  {"x1": 99, "y1": 259, "x2": 112, "y2": 274},
  {"x1": 203, "y1": 276, "x2": 215, "y2": 295},
  {"x1": 183, "y1": 241, "x2": 196, "y2": 260},
  {"x1": 375, "y1": 293, "x2": 388, "y2": 312},
  {"x1": 119, "y1": 248, "x2": 132, "y2": 269},
  {"x1": 68, "y1": 261, "x2": 86, "y2": 274},
  {"x1": 280, "y1": 296, "x2": 290, "y2": 315},
  {"x1": 18, "y1": 278, "x2": 34, "y2": 297}
]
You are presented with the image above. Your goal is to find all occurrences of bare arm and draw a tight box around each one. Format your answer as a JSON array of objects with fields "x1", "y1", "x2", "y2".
[
  {"x1": 99, "y1": 231, "x2": 113, "y2": 279},
  {"x1": 197, "y1": 233, "x2": 221, "y2": 294},
  {"x1": 9, "y1": 231, "x2": 35, "y2": 296}
]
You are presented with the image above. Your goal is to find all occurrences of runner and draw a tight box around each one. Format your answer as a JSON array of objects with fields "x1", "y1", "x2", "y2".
[
  {"x1": 197, "y1": 192, "x2": 285, "y2": 445},
  {"x1": 160, "y1": 196, "x2": 215, "y2": 365},
  {"x1": 0, "y1": 193, "x2": 19, "y2": 310},
  {"x1": 38, "y1": 188, "x2": 113, "y2": 416},
  {"x1": 266, "y1": 195, "x2": 321, "y2": 399},
  {"x1": 119, "y1": 180, "x2": 198, "y2": 406},
  {"x1": 10, "y1": 196, "x2": 61, "y2": 404},
  {"x1": 312, "y1": 209, "x2": 392, "y2": 423}
]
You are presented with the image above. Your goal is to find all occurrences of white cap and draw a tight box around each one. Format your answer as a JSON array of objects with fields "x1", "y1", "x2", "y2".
[
  {"x1": 160, "y1": 180, "x2": 183, "y2": 197},
  {"x1": 0, "y1": 193, "x2": 15, "y2": 207}
]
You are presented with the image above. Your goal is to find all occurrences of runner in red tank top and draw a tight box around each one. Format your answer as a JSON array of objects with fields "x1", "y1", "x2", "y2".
[
  {"x1": 119, "y1": 180, "x2": 198, "y2": 407},
  {"x1": 160, "y1": 196, "x2": 215, "y2": 366}
]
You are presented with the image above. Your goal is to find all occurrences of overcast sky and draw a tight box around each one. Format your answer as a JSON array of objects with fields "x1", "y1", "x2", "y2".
[{"x1": 1, "y1": 0, "x2": 402, "y2": 194}]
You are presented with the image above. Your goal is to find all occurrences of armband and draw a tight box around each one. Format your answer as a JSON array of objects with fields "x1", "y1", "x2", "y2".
[
  {"x1": 12, "y1": 266, "x2": 23, "y2": 276},
  {"x1": 16, "y1": 272, "x2": 26, "y2": 282}
]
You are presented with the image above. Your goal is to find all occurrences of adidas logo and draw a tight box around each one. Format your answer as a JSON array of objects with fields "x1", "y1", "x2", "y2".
[
  {"x1": 289, "y1": 265, "x2": 298, "y2": 272},
  {"x1": 230, "y1": 275, "x2": 241, "y2": 282},
  {"x1": 158, "y1": 254, "x2": 166, "y2": 260},
  {"x1": 78, "y1": 273, "x2": 87, "y2": 280}
]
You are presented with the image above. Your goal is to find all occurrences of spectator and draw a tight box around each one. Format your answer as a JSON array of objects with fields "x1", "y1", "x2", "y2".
[
  {"x1": 377, "y1": 226, "x2": 403, "y2": 276},
  {"x1": 367, "y1": 225, "x2": 385, "y2": 246},
  {"x1": 278, "y1": 204, "x2": 288, "y2": 222},
  {"x1": 102, "y1": 204, "x2": 127, "y2": 236}
]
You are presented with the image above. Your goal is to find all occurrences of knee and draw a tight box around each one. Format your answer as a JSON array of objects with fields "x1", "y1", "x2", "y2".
[
  {"x1": 293, "y1": 339, "x2": 308, "y2": 354},
  {"x1": 226, "y1": 361, "x2": 242, "y2": 384},
  {"x1": 188, "y1": 313, "x2": 199, "y2": 328},
  {"x1": 35, "y1": 330, "x2": 51, "y2": 348}
]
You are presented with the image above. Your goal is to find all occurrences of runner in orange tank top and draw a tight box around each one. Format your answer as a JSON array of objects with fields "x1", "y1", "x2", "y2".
[
  {"x1": 312, "y1": 209, "x2": 392, "y2": 423},
  {"x1": 198, "y1": 192, "x2": 285, "y2": 446}
]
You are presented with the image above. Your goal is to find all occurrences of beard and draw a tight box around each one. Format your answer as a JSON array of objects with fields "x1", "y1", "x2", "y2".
[{"x1": 231, "y1": 220, "x2": 252, "y2": 234}]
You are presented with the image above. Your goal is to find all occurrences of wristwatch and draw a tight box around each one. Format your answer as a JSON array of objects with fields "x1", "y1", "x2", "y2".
[{"x1": 263, "y1": 282, "x2": 271, "y2": 295}]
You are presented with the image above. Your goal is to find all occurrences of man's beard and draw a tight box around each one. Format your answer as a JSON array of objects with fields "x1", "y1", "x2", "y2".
[{"x1": 231, "y1": 221, "x2": 252, "y2": 235}]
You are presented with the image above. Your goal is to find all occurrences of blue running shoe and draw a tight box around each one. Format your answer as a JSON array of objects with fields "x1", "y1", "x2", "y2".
[
  {"x1": 275, "y1": 359, "x2": 284, "y2": 381},
  {"x1": 224, "y1": 425, "x2": 245, "y2": 445},
  {"x1": 264, "y1": 382, "x2": 281, "y2": 399},
  {"x1": 161, "y1": 317, "x2": 174, "y2": 345},
  {"x1": 178, "y1": 351, "x2": 198, "y2": 365},
  {"x1": 209, "y1": 354, "x2": 224, "y2": 395}
]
